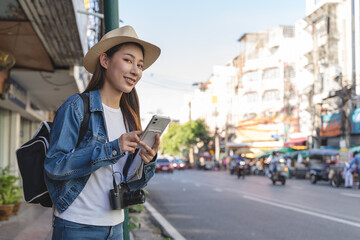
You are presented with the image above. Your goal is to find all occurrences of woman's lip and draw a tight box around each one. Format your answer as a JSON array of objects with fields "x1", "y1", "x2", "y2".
[{"x1": 125, "y1": 77, "x2": 135, "y2": 86}]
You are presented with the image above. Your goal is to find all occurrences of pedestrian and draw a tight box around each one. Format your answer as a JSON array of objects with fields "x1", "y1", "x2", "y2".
[
  {"x1": 44, "y1": 25, "x2": 161, "y2": 239},
  {"x1": 344, "y1": 162, "x2": 354, "y2": 188},
  {"x1": 349, "y1": 152, "x2": 360, "y2": 189}
]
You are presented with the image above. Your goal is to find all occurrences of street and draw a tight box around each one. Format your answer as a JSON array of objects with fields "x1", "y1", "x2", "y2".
[{"x1": 146, "y1": 170, "x2": 360, "y2": 240}]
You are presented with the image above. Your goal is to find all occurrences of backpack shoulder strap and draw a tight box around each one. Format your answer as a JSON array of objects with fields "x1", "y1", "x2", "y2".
[{"x1": 76, "y1": 93, "x2": 90, "y2": 147}]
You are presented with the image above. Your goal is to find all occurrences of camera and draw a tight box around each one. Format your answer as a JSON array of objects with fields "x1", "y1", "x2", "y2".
[{"x1": 110, "y1": 182, "x2": 145, "y2": 210}]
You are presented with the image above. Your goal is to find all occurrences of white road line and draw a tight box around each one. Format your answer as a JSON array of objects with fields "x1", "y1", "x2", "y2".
[
  {"x1": 341, "y1": 192, "x2": 360, "y2": 198},
  {"x1": 214, "y1": 188, "x2": 223, "y2": 192},
  {"x1": 195, "y1": 183, "x2": 202, "y2": 187},
  {"x1": 291, "y1": 186, "x2": 303, "y2": 190},
  {"x1": 144, "y1": 202, "x2": 186, "y2": 240},
  {"x1": 243, "y1": 195, "x2": 360, "y2": 228}
]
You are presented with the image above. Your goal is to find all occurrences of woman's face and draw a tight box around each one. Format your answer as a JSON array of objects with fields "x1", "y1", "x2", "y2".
[{"x1": 103, "y1": 43, "x2": 144, "y2": 93}]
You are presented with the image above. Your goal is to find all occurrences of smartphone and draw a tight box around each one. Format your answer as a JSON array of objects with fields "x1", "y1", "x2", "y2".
[{"x1": 138, "y1": 115, "x2": 171, "y2": 149}]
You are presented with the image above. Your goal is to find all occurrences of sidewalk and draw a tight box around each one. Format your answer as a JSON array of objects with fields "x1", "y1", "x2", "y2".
[
  {"x1": 0, "y1": 203, "x2": 52, "y2": 240},
  {"x1": 0, "y1": 203, "x2": 168, "y2": 240}
]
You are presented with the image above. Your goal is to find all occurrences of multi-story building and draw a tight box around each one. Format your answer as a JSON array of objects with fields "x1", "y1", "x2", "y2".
[
  {"x1": 188, "y1": 64, "x2": 237, "y2": 160},
  {"x1": 232, "y1": 26, "x2": 302, "y2": 153},
  {"x1": 0, "y1": 0, "x2": 100, "y2": 170},
  {"x1": 302, "y1": 0, "x2": 360, "y2": 148}
]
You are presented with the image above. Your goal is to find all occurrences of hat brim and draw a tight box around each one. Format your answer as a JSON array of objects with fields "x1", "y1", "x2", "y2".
[{"x1": 83, "y1": 36, "x2": 160, "y2": 74}]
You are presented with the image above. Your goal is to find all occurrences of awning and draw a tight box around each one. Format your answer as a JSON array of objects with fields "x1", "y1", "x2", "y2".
[{"x1": 284, "y1": 137, "x2": 307, "y2": 148}]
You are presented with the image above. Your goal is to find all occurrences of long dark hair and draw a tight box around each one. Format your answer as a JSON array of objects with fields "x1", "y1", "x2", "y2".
[{"x1": 84, "y1": 43, "x2": 144, "y2": 131}]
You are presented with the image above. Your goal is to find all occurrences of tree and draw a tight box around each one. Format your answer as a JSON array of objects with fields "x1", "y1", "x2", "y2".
[
  {"x1": 160, "y1": 122, "x2": 182, "y2": 155},
  {"x1": 161, "y1": 119, "x2": 211, "y2": 156}
]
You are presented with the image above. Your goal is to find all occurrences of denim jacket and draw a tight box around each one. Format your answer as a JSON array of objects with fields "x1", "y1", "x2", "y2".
[{"x1": 44, "y1": 90, "x2": 156, "y2": 213}]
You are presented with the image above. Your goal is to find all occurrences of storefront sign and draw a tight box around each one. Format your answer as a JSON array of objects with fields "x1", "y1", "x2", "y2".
[
  {"x1": 320, "y1": 113, "x2": 341, "y2": 137},
  {"x1": 351, "y1": 108, "x2": 360, "y2": 134}
]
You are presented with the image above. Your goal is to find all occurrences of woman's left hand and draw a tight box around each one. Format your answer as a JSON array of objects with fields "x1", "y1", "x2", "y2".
[{"x1": 138, "y1": 134, "x2": 160, "y2": 164}]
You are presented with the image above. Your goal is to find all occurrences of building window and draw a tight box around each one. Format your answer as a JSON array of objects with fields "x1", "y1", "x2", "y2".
[
  {"x1": 262, "y1": 68, "x2": 280, "y2": 80},
  {"x1": 242, "y1": 71, "x2": 258, "y2": 85},
  {"x1": 263, "y1": 90, "x2": 280, "y2": 101},
  {"x1": 243, "y1": 113, "x2": 257, "y2": 120},
  {"x1": 244, "y1": 92, "x2": 258, "y2": 103}
]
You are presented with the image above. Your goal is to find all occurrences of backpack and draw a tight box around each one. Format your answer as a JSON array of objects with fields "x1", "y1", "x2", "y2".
[{"x1": 16, "y1": 93, "x2": 90, "y2": 207}]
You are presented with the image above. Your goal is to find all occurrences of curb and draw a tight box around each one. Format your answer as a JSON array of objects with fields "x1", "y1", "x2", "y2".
[{"x1": 144, "y1": 202, "x2": 186, "y2": 240}]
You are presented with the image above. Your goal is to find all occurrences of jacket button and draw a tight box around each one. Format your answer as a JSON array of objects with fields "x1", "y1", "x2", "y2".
[{"x1": 112, "y1": 149, "x2": 117, "y2": 155}]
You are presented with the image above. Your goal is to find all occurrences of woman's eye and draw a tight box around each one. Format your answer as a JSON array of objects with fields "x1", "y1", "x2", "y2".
[
  {"x1": 124, "y1": 58, "x2": 132, "y2": 63},
  {"x1": 137, "y1": 64, "x2": 143, "y2": 70}
]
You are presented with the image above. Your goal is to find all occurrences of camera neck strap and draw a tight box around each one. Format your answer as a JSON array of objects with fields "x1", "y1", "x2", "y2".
[
  {"x1": 122, "y1": 148, "x2": 139, "y2": 182},
  {"x1": 110, "y1": 124, "x2": 139, "y2": 189}
]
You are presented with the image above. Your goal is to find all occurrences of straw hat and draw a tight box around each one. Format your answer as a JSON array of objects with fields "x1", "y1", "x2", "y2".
[{"x1": 83, "y1": 25, "x2": 161, "y2": 74}]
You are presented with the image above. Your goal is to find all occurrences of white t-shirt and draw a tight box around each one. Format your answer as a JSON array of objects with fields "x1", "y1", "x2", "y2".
[{"x1": 55, "y1": 103, "x2": 128, "y2": 226}]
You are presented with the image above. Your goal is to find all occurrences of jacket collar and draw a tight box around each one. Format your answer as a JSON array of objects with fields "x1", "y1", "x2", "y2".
[{"x1": 89, "y1": 90, "x2": 103, "y2": 112}]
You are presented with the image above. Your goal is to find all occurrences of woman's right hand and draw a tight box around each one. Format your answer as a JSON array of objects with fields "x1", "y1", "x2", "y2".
[{"x1": 118, "y1": 131, "x2": 142, "y2": 154}]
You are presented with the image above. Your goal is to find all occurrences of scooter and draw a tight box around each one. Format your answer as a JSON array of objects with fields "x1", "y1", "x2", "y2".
[
  {"x1": 237, "y1": 161, "x2": 246, "y2": 179},
  {"x1": 269, "y1": 162, "x2": 287, "y2": 185}
]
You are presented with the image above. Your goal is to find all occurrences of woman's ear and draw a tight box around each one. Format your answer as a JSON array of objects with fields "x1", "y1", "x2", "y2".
[{"x1": 99, "y1": 53, "x2": 108, "y2": 69}]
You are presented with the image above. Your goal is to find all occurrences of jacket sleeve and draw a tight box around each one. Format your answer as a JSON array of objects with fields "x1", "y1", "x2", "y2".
[
  {"x1": 44, "y1": 96, "x2": 124, "y2": 181},
  {"x1": 127, "y1": 155, "x2": 157, "y2": 191}
]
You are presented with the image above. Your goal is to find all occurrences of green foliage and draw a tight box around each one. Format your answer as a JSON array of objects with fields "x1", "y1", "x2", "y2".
[
  {"x1": 161, "y1": 119, "x2": 211, "y2": 155},
  {"x1": 129, "y1": 203, "x2": 144, "y2": 213},
  {"x1": 128, "y1": 203, "x2": 145, "y2": 231},
  {"x1": 160, "y1": 122, "x2": 182, "y2": 155},
  {"x1": 129, "y1": 215, "x2": 141, "y2": 231},
  {"x1": 0, "y1": 167, "x2": 22, "y2": 205}
]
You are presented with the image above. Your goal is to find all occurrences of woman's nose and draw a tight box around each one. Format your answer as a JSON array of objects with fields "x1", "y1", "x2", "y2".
[{"x1": 130, "y1": 64, "x2": 141, "y2": 76}]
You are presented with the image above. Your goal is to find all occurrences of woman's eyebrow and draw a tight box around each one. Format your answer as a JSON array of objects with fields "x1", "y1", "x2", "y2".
[{"x1": 124, "y1": 53, "x2": 143, "y2": 62}]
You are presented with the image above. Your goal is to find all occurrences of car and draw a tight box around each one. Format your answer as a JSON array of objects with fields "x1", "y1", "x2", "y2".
[
  {"x1": 171, "y1": 159, "x2": 186, "y2": 170},
  {"x1": 156, "y1": 158, "x2": 174, "y2": 173}
]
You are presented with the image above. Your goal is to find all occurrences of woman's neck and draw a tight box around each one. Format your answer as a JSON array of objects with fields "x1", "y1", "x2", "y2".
[{"x1": 100, "y1": 86, "x2": 122, "y2": 109}]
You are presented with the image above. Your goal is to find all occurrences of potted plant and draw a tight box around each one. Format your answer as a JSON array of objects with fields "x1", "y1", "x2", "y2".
[
  {"x1": 12, "y1": 187, "x2": 23, "y2": 215},
  {"x1": 0, "y1": 167, "x2": 21, "y2": 220}
]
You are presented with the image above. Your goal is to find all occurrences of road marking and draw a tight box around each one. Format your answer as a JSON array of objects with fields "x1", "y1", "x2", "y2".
[
  {"x1": 195, "y1": 183, "x2": 202, "y2": 187},
  {"x1": 144, "y1": 202, "x2": 186, "y2": 240},
  {"x1": 291, "y1": 186, "x2": 303, "y2": 190},
  {"x1": 213, "y1": 188, "x2": 223, "y2": 192},
  {"x1": 341, "y1": 192, "x2": 360, "y2": 198},
  {"x1": 243, "y1": 195, "x2": 360, "y2": 228}
]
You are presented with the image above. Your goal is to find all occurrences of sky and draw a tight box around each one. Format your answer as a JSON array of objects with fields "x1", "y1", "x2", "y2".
[{"x1": 118, "y1": 0, "x2": 306, "y2": 123}]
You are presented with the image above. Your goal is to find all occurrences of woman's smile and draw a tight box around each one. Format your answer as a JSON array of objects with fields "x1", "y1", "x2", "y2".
[{"x1": 124, "y1": 76, "x2": 136, "y2": 86}]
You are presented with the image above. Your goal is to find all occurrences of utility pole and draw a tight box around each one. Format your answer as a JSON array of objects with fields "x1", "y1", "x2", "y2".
[
  {"x1": 188, "y1": 101, "x2": 191, "y2": 121},
  {"x1": 103, "y1": 1, "x2": 131, "y2": 239},
  {"x1": 104, "y1": 0, "x2": 119, "y2": 33},
  {"x1": 312, "y1": 21, "x2": 321, "y2": 148},
  {"x1": 284, "y1": 65, "x2": 291, "y2": 143}
]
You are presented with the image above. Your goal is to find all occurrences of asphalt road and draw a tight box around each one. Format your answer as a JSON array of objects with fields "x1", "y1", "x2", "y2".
[{"x1": 146, "y1": 169, "x2": 360, "y2": 240}]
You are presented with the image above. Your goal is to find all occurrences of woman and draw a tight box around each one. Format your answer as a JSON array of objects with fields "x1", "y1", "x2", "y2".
[{"x1": 44, "y1": 25, "x2": 161, "y2": 239}]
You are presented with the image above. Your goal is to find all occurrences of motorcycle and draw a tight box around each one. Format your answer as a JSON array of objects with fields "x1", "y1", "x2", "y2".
[
  {"x1": 236, "y1": 161, "x2": 246, "y2": 179},
  {"x1": 268, "y1": 161, "x2": 287, "y2": 185}
]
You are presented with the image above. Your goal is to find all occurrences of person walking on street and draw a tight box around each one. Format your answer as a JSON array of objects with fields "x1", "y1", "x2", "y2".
[
  {"x1": 344, "y1": 162, "x2": 354, "y2": 188},
  {"x1": 349, "y1": 152, "x2": 360, "y2": 189},
  {"x1": 44, "y1": 25, "x2": 161, "y2": 239}
]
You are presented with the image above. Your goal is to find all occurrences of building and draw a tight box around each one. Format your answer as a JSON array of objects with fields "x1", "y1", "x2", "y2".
[
  {"x1": 303, "y1": 0, "x2": 360, "y2": 148},
  {"x1": 0, "y1": 0, "x2": 101, "y2": 170},
  {"x1": 232, "y1": 26, "x2": 302, "y2": 154}
]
